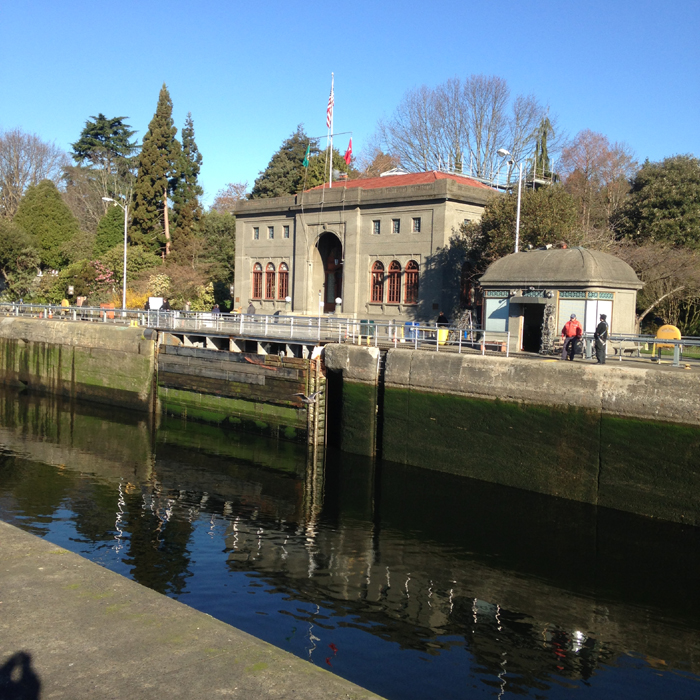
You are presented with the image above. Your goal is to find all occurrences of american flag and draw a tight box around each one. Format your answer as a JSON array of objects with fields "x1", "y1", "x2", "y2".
[{"x1": 326, "y1": 85, "x2": 334, "y2": 128}]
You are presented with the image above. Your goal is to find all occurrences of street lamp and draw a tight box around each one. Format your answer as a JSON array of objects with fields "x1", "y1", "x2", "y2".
[
  {"x1": 102, "y1": 196, "x2": 128, "y2": 310},
  {"x1": 497, "y1": 148, "x2": 522, "y2": 254}
]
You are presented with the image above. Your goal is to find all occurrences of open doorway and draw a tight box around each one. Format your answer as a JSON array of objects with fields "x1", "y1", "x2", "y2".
[
  {"x1": 521, "y1": 304, "x2": 545, "y2": 352},
  {"x1": 317, "y1": 232, "x2": 343, "y2": 313}
]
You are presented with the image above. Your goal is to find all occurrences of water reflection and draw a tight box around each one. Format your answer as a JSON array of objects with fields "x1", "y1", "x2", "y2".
[{"x1": 0, "y1": 389, "x2": 699, "y2": 700}]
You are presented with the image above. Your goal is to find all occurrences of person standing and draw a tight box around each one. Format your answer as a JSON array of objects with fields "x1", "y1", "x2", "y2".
[
  {"x1": 594, "y1": 314, "x2": 609, "y2": 364},
  {"x1": 561, "y1": 313, "x2": 583, "y2": 361},
  {"x1": 247, "y1": 301, "x2": 256, "y2": 316}
]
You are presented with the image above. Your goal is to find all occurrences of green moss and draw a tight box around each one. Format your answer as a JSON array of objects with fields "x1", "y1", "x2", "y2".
[
  {"x1": 383, "y1": 387, "x2": 600, "y2": 502},
  {"x1": 339, "y1": 381, "x2": 377, "y2": 457},
  {"x1": 599, "y1": 415, "x2": 700, "y2": 524}
]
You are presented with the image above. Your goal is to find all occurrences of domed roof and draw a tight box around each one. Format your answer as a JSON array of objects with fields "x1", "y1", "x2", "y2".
[{"x1": 479, "y1": 247, "x2": 643, "y2": 290}]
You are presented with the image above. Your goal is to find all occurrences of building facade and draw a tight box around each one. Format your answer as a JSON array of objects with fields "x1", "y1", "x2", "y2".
[
  {"x1": 233, "y1": 172, "x2": 493, "y2": 322},
  {"x1": 479, "y1": 247, "x2": 644, "y2": 354}
]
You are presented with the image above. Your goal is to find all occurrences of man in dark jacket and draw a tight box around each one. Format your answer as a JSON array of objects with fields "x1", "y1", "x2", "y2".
[{"x1": 594, "y1": 314, "x2": 609, "y2": 364}]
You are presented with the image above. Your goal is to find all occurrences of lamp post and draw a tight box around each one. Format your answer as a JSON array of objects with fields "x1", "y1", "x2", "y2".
[
  {"x1": 497, "y1": 148, "x2": 522, "y2": 253},
  {"x1": 102, "y1": 196, "x2": 128, "y2": 310}
]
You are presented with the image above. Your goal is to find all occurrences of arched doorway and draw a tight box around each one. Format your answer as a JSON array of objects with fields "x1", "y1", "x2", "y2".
[{"x1": 316, "y1": 232, "x2": 343, "y2": 313}]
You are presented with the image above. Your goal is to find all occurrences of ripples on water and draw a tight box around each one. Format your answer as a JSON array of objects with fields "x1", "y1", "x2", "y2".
[{"x1": 0, "y1": 390, "x2": 699, "y2": 699}]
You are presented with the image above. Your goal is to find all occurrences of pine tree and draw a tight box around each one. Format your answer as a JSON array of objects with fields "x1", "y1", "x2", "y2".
[
  {"x1": 250, "y1": 126, "x2": 320, "y2": 198},
  {"x1": 131, "y1": 84, "x2": 181, "y2": 254},
  {"x1": 171, "y1": 113, "x2": 203, "y2": 263},
  {"x1": 13, "y1": 180, "x2": 80, "y2": 269},
  {"x1": 71, "y1": 114, "x2": 138, "y2": 175}
]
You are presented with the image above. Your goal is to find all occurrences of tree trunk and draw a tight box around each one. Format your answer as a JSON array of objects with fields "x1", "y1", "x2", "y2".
[{"x1": 163, "y1": 188, "x2": 171, "y2": 256}]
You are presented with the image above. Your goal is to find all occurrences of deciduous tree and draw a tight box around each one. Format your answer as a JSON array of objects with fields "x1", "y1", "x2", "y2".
[
  {"x1": 377, "y1": 75, "x2": 555, "y2": 180},
  {"x1": 0, "y1": 129, "x2": 67, "y2": 219},
  {"x1": 211, "y1": 181, "x2": 249, "y2": 213},
  {"x1": 559, "y1": 130, "x2": 637, "y2": 232}
]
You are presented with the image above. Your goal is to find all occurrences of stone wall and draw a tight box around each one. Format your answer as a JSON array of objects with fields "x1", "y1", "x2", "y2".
[{"x1": 0, "y1": 318, "x2": 155, "y2": 411}]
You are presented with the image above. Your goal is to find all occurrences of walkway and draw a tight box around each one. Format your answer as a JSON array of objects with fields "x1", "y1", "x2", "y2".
[{"x1": 0, "y1": 521, "x2": 383, "y2": 700}]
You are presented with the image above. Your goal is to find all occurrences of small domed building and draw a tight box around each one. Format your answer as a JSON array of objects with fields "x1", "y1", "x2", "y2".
[{"x1": 479, "y1": 247, "x2": 644, "y2": 354}]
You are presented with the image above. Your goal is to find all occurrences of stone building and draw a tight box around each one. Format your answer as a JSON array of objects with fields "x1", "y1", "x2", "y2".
[
  {"x1": 478, "y1": 247, "x2": 644, "y2": 354},
  {"x1": 233, "y1": 172, "x2": 493, "y2": 322}
]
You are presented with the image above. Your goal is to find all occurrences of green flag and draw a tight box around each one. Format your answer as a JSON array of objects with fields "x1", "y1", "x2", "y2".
[{"x1": 302, "y1": 143, "x2": 310, "y2": 168}]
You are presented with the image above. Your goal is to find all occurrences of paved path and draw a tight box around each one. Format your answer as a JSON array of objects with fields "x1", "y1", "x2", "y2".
[{"x1": 0, "y1": 521, "x2": 384, "y2": 700}]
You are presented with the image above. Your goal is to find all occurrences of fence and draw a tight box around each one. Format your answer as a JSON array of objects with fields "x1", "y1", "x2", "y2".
[{"x1": 2, "y1": 303, "x2": 699, "y2": 364}]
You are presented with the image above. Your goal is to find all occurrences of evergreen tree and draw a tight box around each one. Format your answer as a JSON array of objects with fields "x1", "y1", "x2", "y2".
[
  {"x1": 95, "y1": 205, "x2": 125, "y2": 257},
  {"x1": 0, "y1": 218, "x2": 41, "y2": 299},
  {"x1": 531, "y1": 117, "x2": 555, "y2": 180},
  {"x1": 131, "y1": 84, "x2": 181, "y2": 254},
  {"x1": 201, "y1": 210, "x2": 236, "y2": 283},
  {"x1": 306, "y1": 147, "x2": 356, "y2": 188},
  {"x1": 478, "y1": 185, "x2": 580, "y2": 260},
  {"x1": 615, "y1": 155, "x2": 700, "y2": 248},
  {"x1": 71, "y1": 114, "x2": 138, "y2": 175},
  {"x1": 250, "y1": 126, "x2": 320, "y2": 198},
  {"x1": 171, "y1": 113, "x2": 203, "y2": 261},
  {"x1": 13, "y1": 179, "x2": 80, "y2": 269}
]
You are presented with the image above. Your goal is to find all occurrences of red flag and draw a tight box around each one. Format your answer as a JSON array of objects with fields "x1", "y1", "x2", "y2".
[
  {"x1": 344, "y1": 138, "x2": 352, "y2": 165},
  {"x1": 326, "y1": 85, "x2": 334, "y2": 128}
]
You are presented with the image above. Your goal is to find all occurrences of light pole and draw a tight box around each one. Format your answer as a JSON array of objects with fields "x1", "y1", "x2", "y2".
[
  {"x1": 497, "y1": 148, "x2": 522, "y2": 254},
  {"x1": 102, "y1": 196, "x2": 128, "y2": 310}
]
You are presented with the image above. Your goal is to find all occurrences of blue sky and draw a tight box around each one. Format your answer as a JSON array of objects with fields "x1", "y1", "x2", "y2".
[{"x1": 1, "y1": 1, "x2": 698, "y2": 206}]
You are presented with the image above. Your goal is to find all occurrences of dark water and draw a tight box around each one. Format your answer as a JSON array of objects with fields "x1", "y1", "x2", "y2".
[{"x1": 0, "y1": 390, "x2": 699, "y2": 699}]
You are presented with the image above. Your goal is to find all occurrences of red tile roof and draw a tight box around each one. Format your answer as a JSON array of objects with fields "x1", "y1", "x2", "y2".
[{"x1": 307, "y1": 170, "x2": 493, "y2": 192}]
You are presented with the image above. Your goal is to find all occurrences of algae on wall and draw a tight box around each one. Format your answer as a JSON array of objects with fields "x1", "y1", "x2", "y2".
[
  {"x1": 380, "y1": 385, "x2": 700, "y2": 525},
  {"x1": 0, "y1": 319, "x2": 155, "y2": 411}
]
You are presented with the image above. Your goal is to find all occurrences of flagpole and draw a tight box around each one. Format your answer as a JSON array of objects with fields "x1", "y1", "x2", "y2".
[{"x1": 329, "y1": 73, "x2": 334, "y2": 189}]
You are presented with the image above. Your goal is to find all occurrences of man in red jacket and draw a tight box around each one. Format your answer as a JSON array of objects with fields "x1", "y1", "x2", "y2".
[{"x1": 561, "y1": 313, "x2": 583, "y2": 361}]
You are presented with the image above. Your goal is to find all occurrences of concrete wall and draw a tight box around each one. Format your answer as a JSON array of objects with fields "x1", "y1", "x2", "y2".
[
  {"x1": 0, "y1": 318, "x2": 155, "y2": 411},
  {"x1": 324, "y1": 345, "x2": 700, "y2": 525}
]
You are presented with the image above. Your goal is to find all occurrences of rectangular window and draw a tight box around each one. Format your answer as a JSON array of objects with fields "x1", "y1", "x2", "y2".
[
  {"x1": 253, "y1": 227, "x2": 259, "y2": 240},
  {"x1": 283, "y1": 225, "x2": 290, "y2": 239},
  {"x1": 268, "y1": 226, "x2": 274, "y2": 239},
  {"x1": 372, "y1": 220, "x2": 381, "y2": 235},
  {"x1": 412, "y1": 217, "x2": 421, "y2": 233},
  {"x1": 392, "y1": 219, "x2": 400, "y2": 234}
]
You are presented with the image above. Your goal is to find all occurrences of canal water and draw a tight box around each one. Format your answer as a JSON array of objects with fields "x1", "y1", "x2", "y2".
[{"x1": 0, "y1": 389, "x2": 699, "y2": 699}]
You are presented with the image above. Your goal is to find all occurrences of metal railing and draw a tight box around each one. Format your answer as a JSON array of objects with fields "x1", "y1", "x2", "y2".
[{"x1": 2, "y1": 302, "x2": 699, "y2": 364}]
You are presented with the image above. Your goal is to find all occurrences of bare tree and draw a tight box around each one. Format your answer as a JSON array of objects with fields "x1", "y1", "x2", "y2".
[
  {"x1": 211, "y1": 181, "x2": 249, "y2": 213},
  {"x1": 378, "y1": 75, "x2": 553, "y2": 181},
  {"x1": 559, "y1": 129, "x2": 637, "y2": 231},
  {"x1": 0, "y1": 128, "x2": 68, "y2": 219}
]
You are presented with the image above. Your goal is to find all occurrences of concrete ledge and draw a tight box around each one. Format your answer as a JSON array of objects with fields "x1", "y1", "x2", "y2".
[
  {"x1": 324, "y1": 344, "x2": 380, "y2": 384},
  {"x1": 0, "y1": 521, "x2": 383, "y2": 700},
  {"x1": 384, "y1": 349, "x2": 700, "y2": 427}
]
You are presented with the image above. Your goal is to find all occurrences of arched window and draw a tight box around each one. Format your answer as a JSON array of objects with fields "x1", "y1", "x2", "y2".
[
  {"x1": 371, "y1": 261, "x2": 384, "y2": 303},
  {"x1": 252, "y1": 263, "x2": 263, "y2": 299},
  {"x1": 388, "y1": 261, "x2": 401, "y2": 303},
  {"x1": 404, "y1": 260, "x2": 419, "y2": 304},
  {"x1": 277, "y1": 263, "x2": 289, "y2": 300},
  {"x1": 265, "y1": 263, "x2": 276, "y2": 300}
]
